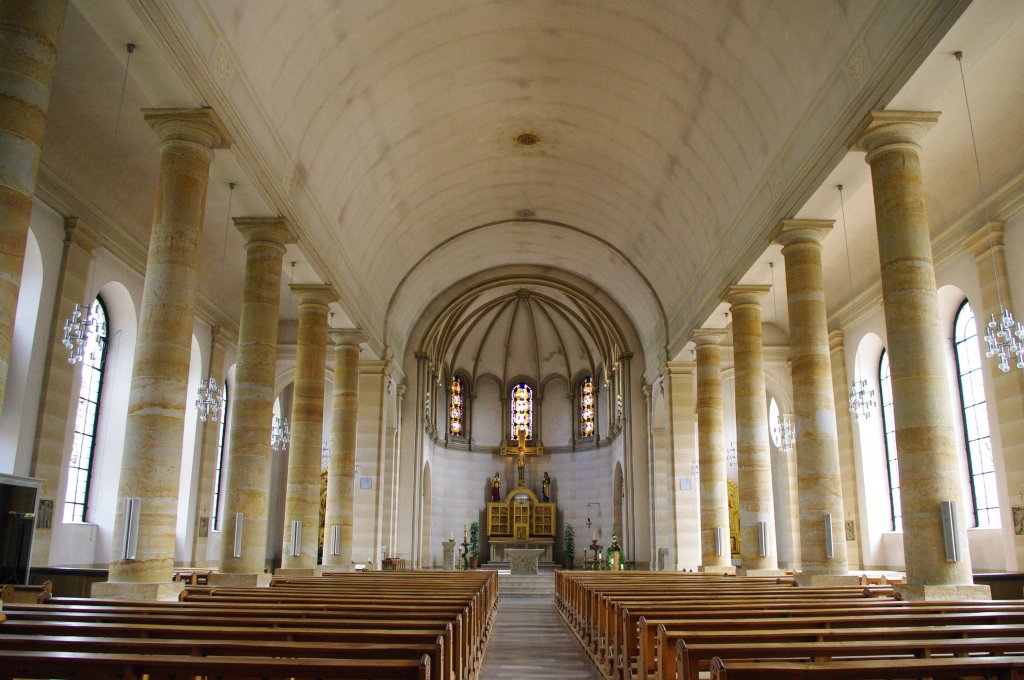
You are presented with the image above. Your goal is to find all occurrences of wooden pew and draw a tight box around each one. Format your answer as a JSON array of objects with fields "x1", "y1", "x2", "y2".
[
  {"x1": 709, "y1": 654, "x2": 1024, "y2": 679},
  {"x1": 0, "y1": 649, "x2": 431, "y2": 679},
  {"x1": 0, "y1": 580, "x2": 51, "y2": 603}
]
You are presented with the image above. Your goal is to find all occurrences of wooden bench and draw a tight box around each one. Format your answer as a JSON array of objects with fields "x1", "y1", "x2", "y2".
[
  {"x1": 0, "y1": 649, "x2": 431, "y2": 679},
  {"x1": 709, "y1": 654, "x2": 1024, "y2": 679},
  {"x1": 0, "y1": 580, "x2": 51, "y2": 604}
]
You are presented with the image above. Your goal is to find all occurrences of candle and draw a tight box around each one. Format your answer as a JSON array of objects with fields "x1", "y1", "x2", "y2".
[
  {"x1": 450, "y1": 531, "x2": 454, "y2": 541},
  {"x1": 592, "y1": 531, "x2": 597, "y2": 542},
  {"x1": 464, "y1": 525, "x2": 468, "y2": 543}
]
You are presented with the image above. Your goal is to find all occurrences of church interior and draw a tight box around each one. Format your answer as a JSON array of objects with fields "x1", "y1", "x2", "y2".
[{"x1": 3, "y1": 0, "x2": 1024, "y2": 677}]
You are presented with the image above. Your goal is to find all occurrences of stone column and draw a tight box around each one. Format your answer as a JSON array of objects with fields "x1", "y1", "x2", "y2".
[
  {"x1": 322, "y1": 329, "x2": 363, "y2": 568},
  {"x1": 852, "y1": 110, "x2": 988, "y2": 599},
  {"x1": 0, "y1": 0, "x2": 68, "y2": 415},
  {"x1": 693, "y1": 329, "x2": 734, "y2": 573},
  {"x1": 775, "y1": 220, "x2": 852, "y2": 582},
  {"x1": 829, "y1": 330, "x2": 863, "y2": 568},
  {"x1": 213, "y1": 217, "x2": 293, "y2": 585},
  {"x1": 29, "y1": 218, "x2": 96, "y2": 566},
  {"x1": 962, "y1": 222, "x2": 1024, "y2": 570},
  {"x1": 95, "y1": 108, "x2": 231, "y2": 599},
  {"x1": 190, "y1": 327, "x2": 232, "y2": 567},
  {"x1": 727, "y1": 284, "x2": 782, "y2": 575},
  {"x1": 279, "y1": 284, "x2": 336, "y2": 572}
]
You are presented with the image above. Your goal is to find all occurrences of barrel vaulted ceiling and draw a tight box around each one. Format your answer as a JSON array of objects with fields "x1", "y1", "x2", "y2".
[{"x1": 42, "y1": 0, "x2": 1005, "y2": 379}]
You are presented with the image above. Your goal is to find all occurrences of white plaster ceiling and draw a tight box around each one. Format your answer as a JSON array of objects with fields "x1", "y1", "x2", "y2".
[{"x1": 41, "y1": 0, "x2": 1024, "y2": 377}]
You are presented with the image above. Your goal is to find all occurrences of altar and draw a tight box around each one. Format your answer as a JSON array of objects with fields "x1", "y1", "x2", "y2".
[{"x1": 486, "y1": 426, "x2": 557, "y2": 561}]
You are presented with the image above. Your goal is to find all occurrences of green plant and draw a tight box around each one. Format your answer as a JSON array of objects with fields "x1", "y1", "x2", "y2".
[
  {"x1": 469, "y1": 521, "x2": 480, "y2": 556},
  {"x1": 563, "y1": 523, "x2": 576, "y2": 560}
]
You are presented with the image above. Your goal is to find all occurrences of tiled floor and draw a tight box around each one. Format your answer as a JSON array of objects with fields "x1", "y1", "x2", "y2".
[{"x1": 478, "y1": 597, "x2": 602, "y2": 679}]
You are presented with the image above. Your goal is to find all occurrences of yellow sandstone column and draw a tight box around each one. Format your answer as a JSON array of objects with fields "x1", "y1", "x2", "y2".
[
  {"x1": 96, "y1": 108, "x2": 231, "y2": 600},
  {"x1": 279, "y1": 284, "x2": 336, "y2": 572},
  {"x1": 190, "y1": 327, "x2": 232, "y2": 567},
  {"x1": 694, "y1": 329, "x2": 735, "y2": 573},
  {"x1": 0, "y1": 0, "x2": 68, "y2": 414},
  {"x1": 829, "y1": 330, "x2": 863, "y2": 569},
  {"x1": 852, "y1": 110, "x2": 989, "y2": 599},
  {"x1": 29, "y1": 218, "x2": 96, "y2": 566},
  {"x1": 322, "y1": 329, "x2": 363, "y2": 568},
  {"x1": 727, "y1": 284, "x2": 782, "y2": 575},
  {"x1": 775, "y1": 220, "x2": 853, "y2": 582},
  {"x1": 212, "y1": 217, "x2": 293, "y2": 586}
]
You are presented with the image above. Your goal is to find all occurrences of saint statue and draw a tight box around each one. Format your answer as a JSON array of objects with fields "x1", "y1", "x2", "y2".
[
  {"x1": 542, "y1": 472, "x2": 551, "y2": 502},
  {"x1": 491, "y1": 472, "x2": 501, "y2": 502}
]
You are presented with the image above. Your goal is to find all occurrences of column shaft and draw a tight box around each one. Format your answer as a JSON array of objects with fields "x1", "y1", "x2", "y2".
[
  {"x1": 829, "y1": 331, "x2": 863, "y2": 568},
  {"x1": 190, "y1": 328, "x2": 231, "y2": 566},
  {"x1": 727, "y1": 285, "x2": 779, "y2": 573},
  {"x1": 322, "y1": 330, "x2": 362, "y2": 567},
  {"x1": 776, "y1": 221, "x2": 848, "y2": 575},
  {"x1": 854, "y1": 111, "x2": 978, "y2": 592},
  {"x1": 218, "y1": 218, "x2": 292, "y2": 574},
  {"x1": 29, "y1": 218, "x2": 96, "y2": 566},
  {"x1": 108, "y1": 108, "x2": 231, "y2": 584},
  {"x1": 694, "y1": 330, "x2": 732, "y2": 569},
  {"x1": 0, "y1": 0, "x2": 67, "y2": 413},
  {"x1": 281, "y1": 285, "x2": 335, "y2": 569}
]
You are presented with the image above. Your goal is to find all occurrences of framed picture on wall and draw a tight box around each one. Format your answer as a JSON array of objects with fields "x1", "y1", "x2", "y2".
[{"x1": 1013, "y1": 506, "x2": 1024, "y2": 536}]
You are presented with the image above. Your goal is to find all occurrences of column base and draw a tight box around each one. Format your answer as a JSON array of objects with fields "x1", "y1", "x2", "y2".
[
  {"x1": 894, "y1": 584, "x2": 992, "y2": 601},
  {"x1": 698, "y1": 565, "x2": 737, "y2": 575},
  {"x1": 320, "y1": 563, "x2": 356, "y2": 573},
  {"x1": 795, "y1": 574, "x2": 863, "y2": 587},
  {"x1": 91, "y1": 580, "x2": 185, "y2": 601},
  {"x1": 275, "y1": 567, "x2": 327, "y2": 577},
  {"x1": 736, "y1": 568, "x2": 787, "y2": 577},
  {"x1": 207, "y1": 572, "x2": 272, "y2": 588}
]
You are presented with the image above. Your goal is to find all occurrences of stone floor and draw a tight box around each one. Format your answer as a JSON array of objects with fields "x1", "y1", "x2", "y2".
[{"x1": 478, "y1": 597, "x2": 602, "y2": 680}]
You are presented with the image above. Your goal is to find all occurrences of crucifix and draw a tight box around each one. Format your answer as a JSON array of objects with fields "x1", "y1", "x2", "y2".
[{"x1": 500, "y1": 425, "x2": 542, "y2": 488}]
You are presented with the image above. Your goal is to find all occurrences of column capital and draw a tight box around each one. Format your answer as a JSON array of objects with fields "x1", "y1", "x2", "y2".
[
  {"x1": 331, "y1": 329, "x2": 365, "y2": 347},
  {"x1": 662, "y1": 361, "x2": 695, "y2": 377},
  {"x1": 143, "y1": 107, "x2": 233, "y2": 150},
  {"x1": 725, "y1": 284, "x2": 770, "y2": 307},
  {"x1": 961, "y1": 221, "x2": 1005, "y2": 261},
  {"x1": 414, "y1": 351, "x2": 430, "y2": 362},
  {"x1": 849, "y1": 110, "x2": 939, "y2": 158},
  {"x1": 290, "y1": 284, "x2": 338, "y2": 309},
  {"x1": 234, "y1": 216, "x2": 294, "y2": 248},
  {"x1": 210, "y1": 325, "x2": 236, "y2": 350},
  {"x1": 827, "y1": 330, "x2": 846, "y2": 353},
  {"x1": 773, "y1": 219, "x2": 833, "y2": 248},
  {"x1": 63, "y1": 217, "x2": 98, "y2": 253},
  {"x1": 692, "y1": 328, "x2": 728, "y2": 347}
]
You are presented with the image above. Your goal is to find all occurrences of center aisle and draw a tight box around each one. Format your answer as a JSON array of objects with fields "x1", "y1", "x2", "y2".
[{"x1": 477, "y1": 595, "x2": 602, "y2": 680}]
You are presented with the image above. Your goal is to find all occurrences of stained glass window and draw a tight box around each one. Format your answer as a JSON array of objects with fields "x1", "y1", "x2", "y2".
[
  {"x1": 449, "y1": 375, "x2": 465, "y2": 437},
  {"x1": 64, "y1": 297, "x2": 108, "y2": 523},
  {"x1": 954, "y1": 300, "x2": 998, "y2": 528},
  {"x1": 510, "y1": 383, "x2": 533, "y2": 439},
  {"x1": 879, "y1": 349, "x2": 902, "y2": 532},
  {"x1": 580, "y1": 377, "x2": 595, "y2": 437}
]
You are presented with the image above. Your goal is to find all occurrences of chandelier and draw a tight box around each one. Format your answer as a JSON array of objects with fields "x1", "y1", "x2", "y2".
[
  {"x1": 271, "y1": 416, "x2": 290, "y2": 452},
  {"x1": 195, "y1": 377, "x2": 223, "y2": 422},
  {"x1": 772, "y1": 414, "x2": 795, "y2": 453},
  {"x1": 62, "y1": 301, "x2": 106, "y2": 365},
  {"x1": 955, "y1": 51, "x2": 1024, "y2": 372}
]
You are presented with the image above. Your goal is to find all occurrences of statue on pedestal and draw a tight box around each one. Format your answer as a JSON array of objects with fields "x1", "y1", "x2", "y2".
[
  {"x1": 491, "y1": 472, "x2": 501, "y2": 502},
  {"x1": 542, "y1": 472, "x2": 551, "y2": 502}
]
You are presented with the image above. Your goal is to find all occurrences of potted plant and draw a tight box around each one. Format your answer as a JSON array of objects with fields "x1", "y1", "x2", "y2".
[
  {"x1": 563, "y1": 523, "x2": 576, "y2": 569},
  {"x1": 468, "y1": 521, "x2": 480, "y2": 568}
]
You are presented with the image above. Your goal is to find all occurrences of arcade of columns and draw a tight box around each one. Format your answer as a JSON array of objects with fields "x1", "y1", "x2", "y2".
[{"x1": 0, "y1": 2, "x2": 1013, "y2": 599}]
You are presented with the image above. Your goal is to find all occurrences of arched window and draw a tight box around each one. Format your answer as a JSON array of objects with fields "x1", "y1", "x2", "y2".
[
  {"x1": 449, "y1": 375, "x2": 465, "y2": 438},
  {"x1": 510, "y1": 383, "x2": 533, "y2": 439},
  {"x1": 953, "y1": 300, "x2": 998, "y2": 527},
  {"x1": 63, "y1": 297, "x2": 108, "y2": 523},
  {"x1": 768, "y1": 397, "x2": 782, "y2": 448},
  {"x1": 579, "y1": 376, "x2": 595, "y2": 437},
  {"x1": 879, "y1": 349, "x2": 902, "y2": 531},
  {"x1": 212, "y1": 384, "x2": 229, "y2": 531}
]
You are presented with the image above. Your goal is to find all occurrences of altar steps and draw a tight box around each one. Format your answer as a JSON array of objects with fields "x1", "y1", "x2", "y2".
[
  {"x1": 479, "y1": 561, "x2": 561, "y2": 571},
  {"x1": 497, "y1": 573, "x2": 555, "y2": 599}
]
